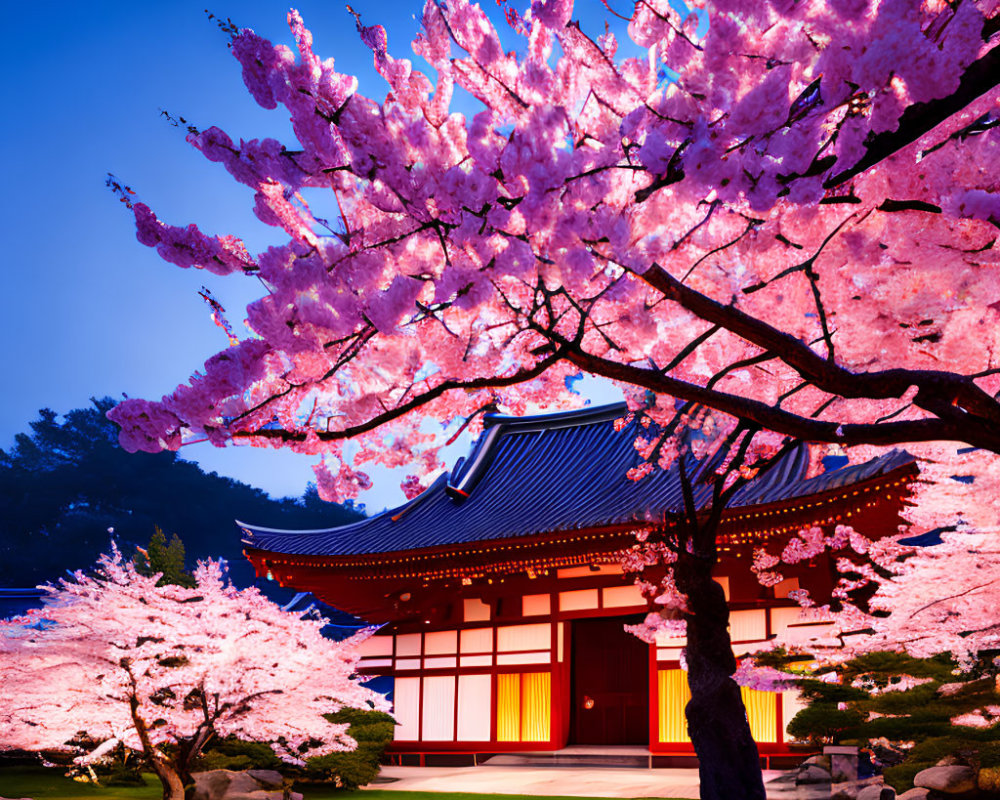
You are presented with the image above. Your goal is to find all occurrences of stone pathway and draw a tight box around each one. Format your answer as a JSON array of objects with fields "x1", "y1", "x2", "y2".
[{"x1": 367, "y1": 765, "x2": 799, "y2": 798}]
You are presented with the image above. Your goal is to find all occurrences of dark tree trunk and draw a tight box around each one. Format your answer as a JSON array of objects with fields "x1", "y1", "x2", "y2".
[
  {"x1": 677, "y1": 559, "x2": 766, "y2": 800},
  {"x1": 153, "y1": 762, "x2": 186, "y2": 800}
]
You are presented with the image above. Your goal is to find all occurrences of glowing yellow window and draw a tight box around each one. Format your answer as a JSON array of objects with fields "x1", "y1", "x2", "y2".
[
  {"x1": 496, "y1": 672, "x2": 551, "y2": 742},
  {"x1": 659, "y1": 671, "x2": 777, "y2": 743},
  {"x1": 657, "y1": 669, "x2": 691, "y2": 743},
  {"x1": 740, "y1": 686, "x2": 777, "y2": 743}
]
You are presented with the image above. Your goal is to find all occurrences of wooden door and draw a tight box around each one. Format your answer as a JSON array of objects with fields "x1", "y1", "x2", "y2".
[{"x1": 570, "y1": 615, "x2": 649, "y2": 745}]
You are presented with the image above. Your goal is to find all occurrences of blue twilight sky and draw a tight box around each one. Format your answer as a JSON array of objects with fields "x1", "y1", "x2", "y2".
[{"x1": 0, "y1": 0, "x2": 627, "y2": 511}]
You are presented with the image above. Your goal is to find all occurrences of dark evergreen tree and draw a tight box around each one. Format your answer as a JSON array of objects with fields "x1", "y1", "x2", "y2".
[
  {"x1": 0, "y1": 398, "x2": 363, "y2": 587},
  {"x1": 777, "y1": 650, "x2": 1000, "y2": 793},
  {"x1": 134, "y1": 527, "x2": 196, "y2": 588}
]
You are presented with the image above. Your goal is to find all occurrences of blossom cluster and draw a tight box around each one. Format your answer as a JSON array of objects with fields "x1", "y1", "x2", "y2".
[{"x1": 0, "y1": 548, "x2": 386, "y2": 765}]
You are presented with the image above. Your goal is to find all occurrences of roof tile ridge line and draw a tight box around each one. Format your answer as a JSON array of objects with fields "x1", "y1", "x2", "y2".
[
  {"x1": 294, "y1": 523, "x2": 649, "y2": 563},
  {"x1": 482, "y1": 401, "x2": 629, "y2": 431},
  {"x1": 728, "y1": 452, "x2": 917, "y2": 512},
  {"x1": 389, "y1": 472, "x2": 450, "y2": 522},
  {"x1": 446, "y1": 423, "x2": 506, "y2": 500},
  {"x1": 731, "y1": 447, "x2": 906, "y2": 506},
  {"x1": 774, "y1": 448, "x2": 914, "y2": 498},
  {"x1": 238, "y1": 518, "x2": 369, "y2": 537}
]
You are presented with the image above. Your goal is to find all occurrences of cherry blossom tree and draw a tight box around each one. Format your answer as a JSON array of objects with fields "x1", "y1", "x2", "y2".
[
  {"x1": 0, "y1": 548, "x2": 386, "y2": 800},
  {"x1": 795, "y1": 519, "x2": 1000, "y2": 665},
  {"x1": 106, "y1": 0, "x2": 1000, "y2": 796}
]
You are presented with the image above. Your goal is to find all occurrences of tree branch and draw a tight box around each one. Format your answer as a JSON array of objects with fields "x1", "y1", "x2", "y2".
[
  {"x1": 639, "y1": 264, "x2": 1000, "y2": 432},
  {"x1": 824, "y1": 45, "x2": 1000, "y2": 189},
  {"x1": 231, "y1": 348, "x2": 566, "y2": 443}
]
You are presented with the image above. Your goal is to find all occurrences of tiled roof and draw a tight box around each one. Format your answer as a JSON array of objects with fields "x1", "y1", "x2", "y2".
[{"x1": 239, "y1": 403, "x2": 913, "y2": 557}]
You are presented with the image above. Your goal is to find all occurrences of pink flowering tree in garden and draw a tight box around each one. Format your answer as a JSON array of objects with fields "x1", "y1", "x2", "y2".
[
  {"x1": 106, "y1": 0, "x2": 1000, "y2": 796},
  {"x1": 0, "y1": 549, "x2": 386, "y2": 800}
]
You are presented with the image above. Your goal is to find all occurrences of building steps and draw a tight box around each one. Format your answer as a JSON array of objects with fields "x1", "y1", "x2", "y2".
[{"x1": 481, "y1": 746, "x2": 652, "y2": 769}]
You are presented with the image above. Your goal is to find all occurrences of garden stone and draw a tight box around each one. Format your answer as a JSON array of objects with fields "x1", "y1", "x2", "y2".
[
  {"x1": 222, "y1": 772, "x2": 268, "y2": 795},
  {"x1": 913, "y1": 765, "x2": 976, "y2": 794},
  {"x1": 826, "y1": 743, "x2": 860, "y2": 796},
  {"x1": 192, "y1": 770, "x2": 235, "y2": 800},
  {"x1": 192, "y1": 769, "x2": 298, "y2": 800},
  {"x1": 896, "y1": 790, "x2": 932, "y2": 800},
  {"x1": 804, "y1": 754, "x2": 832, "y2": 769},
  {"x1": 797, "y1": 765, "x2": 833, "y2": 784},
  {"x1": 246, "y1": 770, "x2": 284, "y2": 788},
  {"x1": 858, "y1": 784, "x2": 896, "y2": 800}
]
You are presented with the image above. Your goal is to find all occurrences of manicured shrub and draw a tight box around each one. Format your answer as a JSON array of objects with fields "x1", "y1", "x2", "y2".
[
  {"x1": 305, "y1": 708, "x2": 396, "y2": 789},
  {"x1": 194, "y1": 737, "x2": 283, "y2": 772},
  {"x1": 194, "y1": 708, "x2": 395, "y2": 789},
  {"x1": 784, "y1": 651, "x2": 1000, "y2": 793}
]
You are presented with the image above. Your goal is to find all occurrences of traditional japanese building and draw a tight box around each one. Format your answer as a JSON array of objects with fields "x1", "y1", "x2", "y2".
[{"x1": 240, "y1": 404, "x2": 916, "y2": 763}]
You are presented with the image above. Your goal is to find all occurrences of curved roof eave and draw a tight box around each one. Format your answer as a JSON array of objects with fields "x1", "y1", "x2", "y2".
[{"x1": 238, "y1": 404, "x2": 915, "y2": 558}]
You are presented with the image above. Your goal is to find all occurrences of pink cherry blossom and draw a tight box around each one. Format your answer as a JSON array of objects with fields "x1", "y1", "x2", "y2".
[
  {"x1": 0, "y1": 548, "x2": 385, "y2": 800},
  {"x1": 107, "y1": 2, "x2": 1000, "y2": 793}
]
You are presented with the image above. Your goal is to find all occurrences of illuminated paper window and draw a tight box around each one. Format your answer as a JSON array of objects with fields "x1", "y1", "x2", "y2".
[
  {"x1": 424, "y1": 630, "x2": 457, "y2": 655},
  {"x1": 496, "y1": 672, "x2": 551, "y2": 742},
  {"x1": 558, "y1": 588, "x2": 599, "y2": 611},
  {"x1": 464, "y1": 597, "x2": 491, "y2": 621},
  {"x1": 602, "y1": 584, "x2": 643, "y2": 608},
  {"x1": 460, "y1": 627, "x2": 493, "y2": 654},
  {"x1": 729, "y1": 609, "x2": 767, "y2": 643},
  {"x1": 393, "y1": 677, "x2": 420, "y2": 741},
  {"x1": 497, "y1": 623, "x2": 550, "y2": 652},
  {"x1": 781, "y1": 689, "x2": 807, "y2": 743},
  {"x1": 422, "y1": 675, "x2": 457, "y2": 741},
  {"x1": 457, "y1": 674, "x2": 492, "y2": 741},
  {"x1": 522, "y1": 593, "x2": 551, "y2": 616},
  {"x1": 657, "y1": 671, "x2": 777, "y2": 743},
  {"x1": 741, "y1": 686, "x2": 777, "y2": 743},
  {"x1": 657, "y1": 669, "x2": 691, "y2": 743}
]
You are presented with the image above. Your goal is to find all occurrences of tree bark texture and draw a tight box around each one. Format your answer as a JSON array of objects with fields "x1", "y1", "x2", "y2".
[
  {"x1": 155, "y1": 763, "x2": 186, "y2": 800},
  {"x1": 679, "y1": 562, "x2": 766, "y2": 800}
]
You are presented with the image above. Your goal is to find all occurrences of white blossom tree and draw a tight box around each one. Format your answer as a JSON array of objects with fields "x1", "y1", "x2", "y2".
[{"x1": 0, "y1": 548, "x2": 387, "y2": 800}]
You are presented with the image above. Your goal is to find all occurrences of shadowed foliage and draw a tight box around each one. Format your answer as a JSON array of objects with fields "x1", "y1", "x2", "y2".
[{"x1": 0, "y1": 398, "x2": 362, "y2": 588}]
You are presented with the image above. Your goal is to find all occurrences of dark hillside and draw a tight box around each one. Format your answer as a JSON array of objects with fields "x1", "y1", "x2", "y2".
[{"x1": 0, "y1": 398, "x2": 362, "y2": 587}]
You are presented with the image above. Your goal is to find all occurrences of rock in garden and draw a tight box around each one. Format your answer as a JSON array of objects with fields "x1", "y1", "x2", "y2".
[
  {"x1": 192, "y1": 770, "x2": 234, "y2": 800},
  {"x1": 245, "y1": 770, "x2": 284, "y2": 788},
  {"x1": 913, "y1": 765, "x2": 977, "y2": 794},
  {"x1": 191, "y1": 769, "x2": 302, "y2": 800},
  {"x1": 858, "y1": 783, "x2": 896, "y2": 800},
  {"x1": 896, "y1": 789, "x2": 932, "y2": 800},
  {"x1": 796, "y1": 765, "x2": 832, "y2": 784}
]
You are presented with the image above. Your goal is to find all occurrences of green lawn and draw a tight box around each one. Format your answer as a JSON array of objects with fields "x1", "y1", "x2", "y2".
[
  {"x1": 0, "y1": 767, "x2": 684, "y2": 800},
  {"x1": 0, "y1": 766, "x2": 160, "y2": 799}
]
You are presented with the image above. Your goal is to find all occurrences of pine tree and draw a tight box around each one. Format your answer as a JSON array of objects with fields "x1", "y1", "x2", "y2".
[{"x1": 134, "y1": 527, "x2": 196, "y2": 588}]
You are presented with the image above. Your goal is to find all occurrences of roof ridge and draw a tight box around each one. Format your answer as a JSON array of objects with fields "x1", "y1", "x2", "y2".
[{"x1": 483, "y1": 401, "x2": 628, "y2": 432}]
